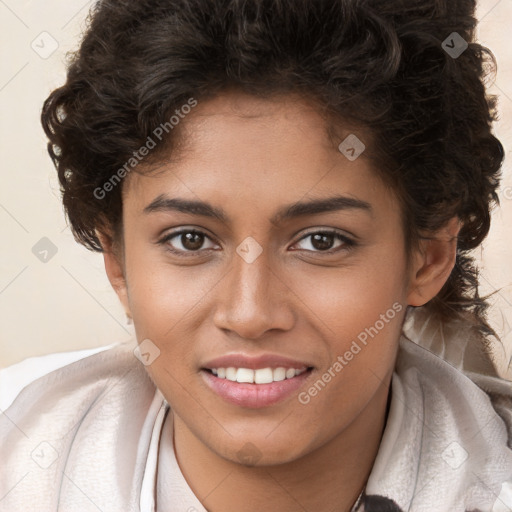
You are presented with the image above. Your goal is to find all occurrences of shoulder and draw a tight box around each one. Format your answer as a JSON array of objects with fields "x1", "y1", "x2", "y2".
[
  {"x1": 464, "y1": 366, "x2": 512, "y2": 511},
  {"x1": 0, "y1": 341, "x2": 155, "y2": 417},
  {"x1": 0, "y1": 341, "x2": 156, "y2": 434},
  {"x1": 401, "y1": 308, "x2": 512, "y2": 434},
  {"x1": 397, "y1": 335, "x2": 512, "y2": 441},
  {"x1": 0, "y1": 342, "x2": 159, "y2": 511},
  {"x1": 395, "y1": 336, "x2": 512, "y2": 511},
  {"x1": 0, "y1": 344, "x2": 120, "y2": 410}
]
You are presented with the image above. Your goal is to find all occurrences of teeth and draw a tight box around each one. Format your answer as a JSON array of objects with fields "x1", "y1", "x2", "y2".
[
  {"x1": 254, "y1": 368, "x2": 273, "y2": 384},
  {"x1": 273, "y1": 367, "x2": 286, "y2": 381},
  {"x1": 226, "y1": 367, "x2": 237, "y2": 381},
  {"x1": 285, "y1": 368, "x2": 296, "y2": 379},
  {"x1": 236, "y1": 368, "x2": 254, "y2": 383},
  {"x1": 209, "y1": 366, "x2": 307, "y2": 383}
]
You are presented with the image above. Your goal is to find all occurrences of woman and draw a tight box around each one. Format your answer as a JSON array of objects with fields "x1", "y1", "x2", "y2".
[{"x1": 1, "y1": 0, "x2": 511, "y2": 510}]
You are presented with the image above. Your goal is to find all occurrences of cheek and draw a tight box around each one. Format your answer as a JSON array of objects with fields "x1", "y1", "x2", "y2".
[
  {"x1": 292, "y1": 244, "x2": 407, "y2": 398},
  {"x1": 292, "y1": 245, "x2": 408, "y2": 341},
  {"x1": 125, "y1": 240, "x2": 213, "y2": 336},
  {"x1": 126, "y1": 260, "x2": 210, "y2": 392},
  {"x1": 292, "y1": 272, "x2": 404, "y2": 450}
]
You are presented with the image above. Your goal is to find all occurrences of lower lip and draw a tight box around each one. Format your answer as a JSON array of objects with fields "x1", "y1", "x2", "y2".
[{"x1": 201, "y1": 369, "x2": 313, "y2": 408}]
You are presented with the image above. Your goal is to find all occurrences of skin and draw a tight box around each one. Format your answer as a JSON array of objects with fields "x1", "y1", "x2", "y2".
[{"x1": 101, "y1": 91, "x2": 460, "y2": 512}]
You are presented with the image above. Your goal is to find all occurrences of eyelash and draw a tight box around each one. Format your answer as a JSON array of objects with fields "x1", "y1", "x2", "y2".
[{"x1": 157, "y1": 228, "x2": 356, "y2": 257}]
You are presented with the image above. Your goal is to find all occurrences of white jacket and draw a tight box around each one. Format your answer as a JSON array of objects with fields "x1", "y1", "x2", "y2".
[{"x1": 1, "y1": 321, "x2": 511, "y2": 512}]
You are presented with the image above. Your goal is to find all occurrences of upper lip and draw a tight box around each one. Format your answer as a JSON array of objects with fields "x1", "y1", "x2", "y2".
[{"x1": 202, "y1": 354, "x2": 313, "y2": 370}]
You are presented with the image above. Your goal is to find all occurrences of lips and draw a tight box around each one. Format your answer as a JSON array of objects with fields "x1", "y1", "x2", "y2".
[{"x1": 200, "y1": 353, "x2": 314, "y2": 408}]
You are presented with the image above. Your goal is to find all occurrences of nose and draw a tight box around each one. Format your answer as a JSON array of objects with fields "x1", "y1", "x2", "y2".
[{"x1": 212, "y1": 247, "x2": 295, "y2": 340}]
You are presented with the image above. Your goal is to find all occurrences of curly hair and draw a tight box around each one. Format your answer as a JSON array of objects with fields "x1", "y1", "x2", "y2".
[{"x1": 41, "y1": 0, "x2": 503, "y2": 342}]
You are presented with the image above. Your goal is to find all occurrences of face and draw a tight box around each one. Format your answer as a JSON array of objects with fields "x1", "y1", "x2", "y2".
[{"x1": 113, "y1": 91, "x2": 416, "y2": 465}]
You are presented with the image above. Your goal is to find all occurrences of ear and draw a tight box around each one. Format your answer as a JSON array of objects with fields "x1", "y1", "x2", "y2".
[
  {"x1": 97, "y1": 230, "x2": 132, "y2": 320},
  {"x1": 407, "y1": 217, "x2": 461, "y2": 307}
]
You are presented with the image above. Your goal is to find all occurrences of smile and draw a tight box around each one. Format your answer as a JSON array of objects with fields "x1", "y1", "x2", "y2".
[
  {"x1": 208, "y1": 366, "x2": 308, "y2": 384},
  {"x1": 201, "y1": 367, "x2": 314, "y2": 408}
]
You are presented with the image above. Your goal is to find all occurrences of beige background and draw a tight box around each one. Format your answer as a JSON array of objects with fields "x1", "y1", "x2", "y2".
[{"x1": 0, "y1": 1, "x2": 511, "y2": 370}]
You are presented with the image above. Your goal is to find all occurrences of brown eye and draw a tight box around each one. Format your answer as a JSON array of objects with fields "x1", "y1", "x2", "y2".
[
  {"x1": 180, "y1": 231, "x2": 206, "y2": 251},
  {"x1": 293, "y1": 230, "x2": 355, "y2": 253},
  {"x1": 160, "y1": 229, "x2": 218, "y2": 255},
  {"x1": 310, "y1": 233, "x2": 336, "y2": 251}
]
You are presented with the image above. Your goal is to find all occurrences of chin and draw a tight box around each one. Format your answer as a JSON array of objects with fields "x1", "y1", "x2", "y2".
[{"x1": 214, "y1": 432, "x2": 310, "y2": 467}]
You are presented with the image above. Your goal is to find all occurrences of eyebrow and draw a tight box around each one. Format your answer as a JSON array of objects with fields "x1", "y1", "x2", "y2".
[{"x1": 143, "y1": 194, "x2": 373, "y2": 224}]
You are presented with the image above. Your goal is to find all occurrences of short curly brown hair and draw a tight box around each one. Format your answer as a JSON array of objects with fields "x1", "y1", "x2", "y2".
[{"x1": 41, "y1": 0, "x2": 503, "y2": 341}]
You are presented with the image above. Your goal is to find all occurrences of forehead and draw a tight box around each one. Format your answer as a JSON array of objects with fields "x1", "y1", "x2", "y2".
[
  {"x1": 122, "y1": 91, "x2": 396, "y2": 218},
  {"x1": 166, "y1": 91, "x2": 340, "y2": 163}
]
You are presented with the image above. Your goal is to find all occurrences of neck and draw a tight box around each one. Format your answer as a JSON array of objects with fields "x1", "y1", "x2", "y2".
[{"x1": 171, "y1": 377, "x2": 391, "y2": 512}]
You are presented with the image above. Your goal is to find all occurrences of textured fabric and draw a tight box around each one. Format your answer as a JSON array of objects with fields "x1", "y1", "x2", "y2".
[
  {"x1": 0, "y1": 345, "x2": 159, "y2": 511},
  {"x1": 364, "y1": 338, "x2": 512, "y2": 511},
  {"x1": 1, "y1": 335, "x2": 512, "y2": 512}
]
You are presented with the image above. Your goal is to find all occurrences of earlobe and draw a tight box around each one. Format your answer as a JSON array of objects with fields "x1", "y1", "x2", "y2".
[
  {"x1": 407, "y1": 217, "x2": 461, "y2": 307},
  {"x1": 97, "y1": 230, "x2": 132, "y2": 318}
]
